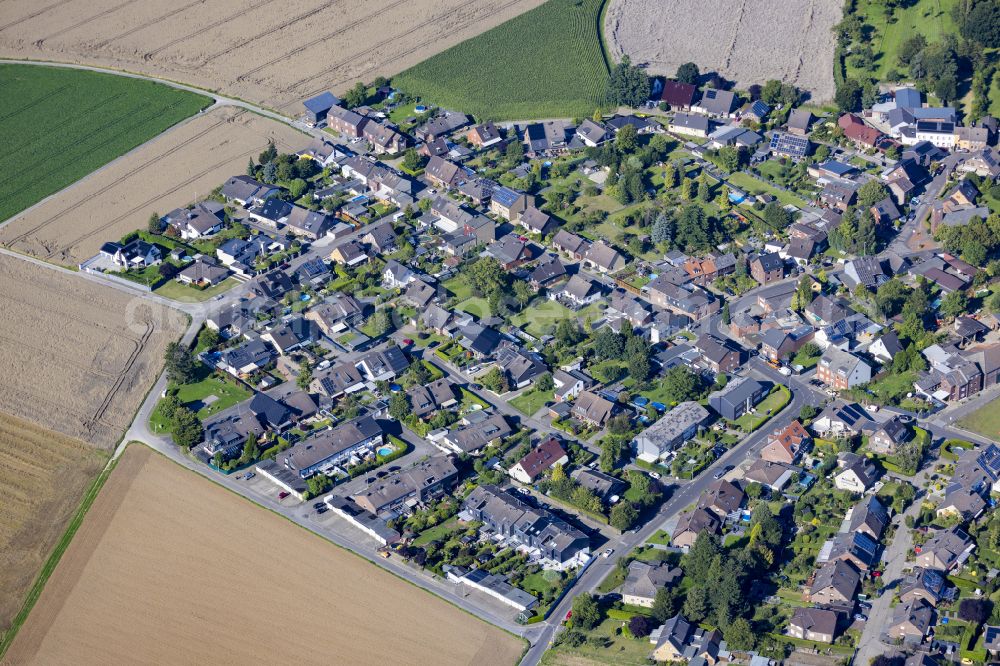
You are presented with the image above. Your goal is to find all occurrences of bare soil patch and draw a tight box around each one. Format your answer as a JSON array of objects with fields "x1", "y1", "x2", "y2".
[
  {"x1": 605, "y1": 0, "x2": 843, "y2": 101},
  {"x1": 0, "y1": 106, "x2": 303, "y2": 267},
  {"x1": 5, "y1": 445, "x2": 525, "y2": 665},
  {"x1": 0, "y1": 412, "x2": 106, "y2": 637},
  {"x1": 0, "y1": 0, "x2": 544, "y2": 113},
  {"x1": 0, "y1": 254, "x2": 186, "y2": 449}
]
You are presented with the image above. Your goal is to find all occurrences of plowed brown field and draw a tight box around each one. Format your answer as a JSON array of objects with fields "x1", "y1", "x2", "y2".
[
  {"x1": 0, "y1": 254, "x2": 186, "y2": 448},
  {"x1": 5, "y1": 445, "x2": 525, "y2": 665}
]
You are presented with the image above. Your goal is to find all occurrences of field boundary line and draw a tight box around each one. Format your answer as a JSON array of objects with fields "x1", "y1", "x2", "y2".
[
  {"x1": 0, "y1": 443, "x2": 119, "y2": 661},
  {"x1": 34, "y1": 0, "x2": 144, "y2": 46},
  {"x1": 91, "y1": 0, "x2": 207, "y2": 49},
  {"x1": 0, "y1": 0, "x2": 74, "y2": 33},
  {"x1": 142, "y1": 0, "x2": 282, "y2": 58}
]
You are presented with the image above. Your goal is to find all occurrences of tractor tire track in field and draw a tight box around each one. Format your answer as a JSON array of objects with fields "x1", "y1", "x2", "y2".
[
  {"x1": 91, "y1": 0, "x2": 207, "y2": 49},
  {"x1": 45, "y1": 140, "x2": 263, "y2": 259},
  {"x1": 4, "y1": 91, "x2": 127, "y2": 157},
  {"x1": 90, "y1": 321, "x2": 152, "y2": 426},
  {"x1": 142, "y1": 0, "x2": 282, "y2": 59},
  {"x1": 233, "y1": 0, "x2": 411, "y2": 82},
  {"x1": 292, "y1": 0, "x2": 526, "y2": 100},
  {"x1": 33, "y1": 0, "x2": 145, "y2": 47},
  {"x1": 2, "y1": 110, "x2": 232, "y2": 245},
  {"x1": 201, "y1": 0, "x2": 342, "y2": 64},
  {"x1": 0, "y1": 0, "x2": 76, "y2": 33},
  {"x1": 0, "y1": 84, "x2": 72, "y2": 122},
  {"x1": 0, "y1": 332, "x2": 120, "y2": 380}
]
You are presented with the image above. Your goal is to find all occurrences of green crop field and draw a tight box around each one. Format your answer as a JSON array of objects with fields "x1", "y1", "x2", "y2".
[
  {"x1": 391, "y1": 0, "x2": 611, "y2": 121},
  {"x1": 0, "y1": 65, "x2": 210, "y2": 223}
]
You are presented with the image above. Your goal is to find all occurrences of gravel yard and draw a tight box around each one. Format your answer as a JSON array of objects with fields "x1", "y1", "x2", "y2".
[{"x1": 605, "y1": 0, "x2": 843, "y2": 101}]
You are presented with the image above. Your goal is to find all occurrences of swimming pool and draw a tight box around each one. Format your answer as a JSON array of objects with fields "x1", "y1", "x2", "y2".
[{"x1": 377, "y1": 446, "x2": 394, "y2": 457}]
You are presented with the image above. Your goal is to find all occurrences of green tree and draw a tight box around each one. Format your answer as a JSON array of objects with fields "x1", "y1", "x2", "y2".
[
  {"x1": 343, "y1": 81, "x2": 368, "y2": 108},
  {"x1": 682, "y1": 531, "x2": 720, "y2": 582},
  {"x1": 661, "y1": 365, "x2": 703, "y2": 403},
  {"x1": 724, "y1": 617, "x2": 756, "y2": 651},
  {"x1": 652, "y1": 587, "x2": 677, "y2": 623},
  {"x1": 297, "y1": 357, "x2": 313, "y2": 390},
  {"x1": 240, "y1": 431, "x2": 260, "y2": 463},
  {"x1": 536, "y1": 372, "x2": 555, "y2": 392},
  {"x1": 791, "y1": 275, "x2": 814, "y2": 311},
  {"x1": 697, "y1": 173, "x2": 711, "y2": 202},
  {"x1": 610, "y1": 501, "x2": 639, "y2": 531},
  {"x1": 939, "y1": 289, "x2": 969, "y2": 320},
  {"x1": 763, "y1": 201, "x2": 791, "y2": 229},
  {"x1": 402, "y1": 148, "x2": 425, "y2": 171},
  {"x1": 512, "y1": 280, "x2": 534, "y2": 310},
  {"x1": 481, "y1": 367, "x2": 509, "y2": 393},
  {"x1": 147, "y1": 212, "x2": 163, "y2": 234},
  {"x1": 171, "y1": 406, "x2": 203, "y2": 449},
  {"x1": 615, "y1": 123, "x2": 639, "y2": 153},
  {"x1": 388, "y1": 390, "x2": 411, "y2": 420},
  {"x1": 676, "y1": 62, "x2": 700, "y2": 85},
  {"x1": 682, "y1": 585, "x2": 710, "y2": 622},
  {"x1": 722, "y1": 301, "x2": 731, "y2": 325},
  {"x1": 571, "y1": 593, "x2": 602, "y2": 631},
  {"x1": 625, "y1": 334, "x2": 652, "y2": 383},
  {"x1": 164, "y1": 342, "x2": 198, "y2": 384},
  {"x1": 857, "y1": 179, "x2": 889, "y2": 208},
  {"x1": 835, "y1": 78, "x2": 863, "y2": 112},
  {"x1": 606, "y1": 55, "x2": 651, "y2": 108}
]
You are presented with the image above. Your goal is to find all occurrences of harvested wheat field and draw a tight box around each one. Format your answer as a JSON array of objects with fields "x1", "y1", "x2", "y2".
[
  {"x1": 0, "y1": 255, "x2": 186, "y2": 449},
  {"x1": 5, "y1": 445, "x2": 525, "y2": 666},
  {"x1": 0, "y1": 0, "x2": 544, "y2": 113},
  {"x1": 0, "y1": 412, "x2": 107, "y2": 639},
  {"x1": 605, "y1": 0, "x2": 843, "y2": 101},
  {"x1": 0, "y1": 106, "x2": 303, "y2": 267}
]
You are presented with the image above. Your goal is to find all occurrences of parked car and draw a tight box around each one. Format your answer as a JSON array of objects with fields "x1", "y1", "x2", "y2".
[
  {"x1": 244, "y1": 472, "x2": 255, "y2": 480},
  {"x1": 278, "y1": 491, "x2": 290, "y2": 500},
  {"x1": 601, "y1": 548, "x2": 614, "y2": 558},
  {"x1": 648, "y1": 471, "x2": 661, "y2": 480}
]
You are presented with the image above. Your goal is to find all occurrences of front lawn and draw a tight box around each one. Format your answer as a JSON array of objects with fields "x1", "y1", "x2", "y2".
[
  {"x1": 511, "y1": 300, "x2": 576, "y2": 338},
  {"x1": 732, "y1": 386, "x2": 791, "y2": 431},
  {"x1": 510, "y1": 389, "x2": 551, "y2": 417},
  {"x1": 456, "y1": 296, "x2": 491, "y2": 320},
  {"x1": 958, "y1": 396, "x2": 1000, "y2": 443},
  {"x1": 154, "y1": 276, "x2": 239, "y2": 303},
  {"x1": 726, "y1": 171, "x2": 809, "y2": 208},
  {"x1": 150, "y1": 371, "x2": 252, "y2": 433}
]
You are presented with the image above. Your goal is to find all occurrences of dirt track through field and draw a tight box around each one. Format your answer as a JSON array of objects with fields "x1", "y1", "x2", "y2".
[
  {"x1": 0, "y1": 0, "x2": 545, "y2": 113},
  {"x1": 0, "y1": 106, "x2": 303, "y2": 266},
  {"x1": 605, "y1": 0, "x2": 842, "y2": 101},
  {"x1": 0, "y1": 254, "x2": 186, "y2": 449},
  {"x1": 4, "y1": 445, "x2": 525, "y2": 666},
  {"x1": 0, "y1": 412, "x2": 106, "y2": 637}
]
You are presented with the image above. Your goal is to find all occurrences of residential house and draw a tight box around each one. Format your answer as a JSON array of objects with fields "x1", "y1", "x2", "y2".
[
  {"x1": 649, "y1": 614, "x2": 723, "y2": 664},
  {"x1": 486, "y1": 234, "x2": 531, "y2": 270},
  {"x1": 750, "y1": 252, "x2": 784, "y2": 285},
  {"x1": 694, "y1": 333, "x2": 742, "y2": 373},
  {"x1": 461, "y1": 484, "x2": 590, "y2": 568},
  {"x1": 202, "y1": 412, "x2": 266, "y2": 459},
  {"x1": 414, "y1": 111, "x2": 470, "y2": 141},
  {"x1": 310, "y1": 361, "x2": 365, "y2": 399},
  {"x1": 659, "y1": 80, "x2": 697, "y2": 110},
  {"x1": 220, "y1": 175, "x2": 279, "y2": 206},
  {"x1": 817, "y1": 347, "x2": 872, "y2": 390},
  {"x1": 759, "y1": 326, "x2": 815, "y2": 363},
  {"x1": 103, "y1": 238, "x2": 161, "y2": 269},
  {"x1": 888, "y1": 598, "x2": 934, "y2": 644},
  {"x1": 769, "y1": 131, "x2": 810, "y2": 160},
  {"x1": 518, "y1": 206, "x2": 555, "y2": 236},
  {"x1": 635, "y1": 401, "x2": 709, "y2": 462},
  {"x1": 260, "y1": 317, "x2": 319, "y2": 355},
  {"x1": 330, "y1": 239, "x2": 369, "y2": 266},
  {"x1": 302, "y1": 91, "x2": 339, "y2": 125},
  {"x1": 305, "y1": 293, "x2": 365, "y2": 335},
  {"x1": 683, "y1": 252, "x2": 736, "y2": 286},
  {"x1": 647, "y1": 279, "x2": 719, "y2": 320},
  {"x1": 162, "y1": 201, "x2": 225, "y2": 239},
  {"x1": 571, "y1": 468, "x2": 625, "y2": 502},
  {"x1": 496, "y1": 345, "x2": 546, "y2": 389},
  {"x1": 441, "y1": 413, "x2": 514, "y2": 455},
  {"x1": 708, "y1": 376, "x2": 766, "y2": 421},
  {"x1": 457, "y1": 322, "x2": 502, "y2": 358},
  {"x1": 363, "y1": 120, "x2": 408, "y2": 154},
  {"x1": 583, "y1": 240, "x2": 626, "y2": 273},
  {"x1": 558, "y1": 274, "x2": 602, "y2": 308},
  {"x1": 849, "y1": 495, "x2": 889, "y2": 541},
  {"x1": 279, "y1": 416, "x2": 383, "y2": 478},
  {"x1": 571, "y1": 390, "x2": 615, "y2": 427},
  {"x1": 698, "y1": 478, "x2": 745, "y2": 520},
  {"x1": 761, "y1": 420, "x2": 810, "y2": 464},
  {"x1": 424, "y1": 156, "x2": 466, "y2": 189},
  {"x1": 176, "y1": 258, "x2": 229, "y2": 287},
  {"x1": 668, "y1": 113, "x2": 710, "y2": 138},
  {"x1": 671, "y1": 507, "x2": 721, "y2": 549},
  {"x1": 621, "y1": 561, "x2": 682, "y2": 608},
  {"x1": 362, "y1": 221, "x2": 397, "y2": 254},
  {"x1": 217, "y1": 339, "x2": 272, "y2": 376},
  {"x1": 327, "y1": 105, "x2": 368, "y2": 137},
  {"x1": 352, "y1": 456, "x2": 459, "y2": 515},
  {"x1": 868, "y1": 416, "x2": 912, "y2": 455},
  {"x1": 807, "y1": 559, "x2": 861, "y2": 605},
  {"x1": 282, "y1": 205, "x2": 330, "y2": 239},
  {"x1": 743, "y1": 459, "x2": 798, "y2": 492},
  {"x1": 915, "y1": 527, "x2": 975, "y2": 571},
  {"x1": 833, "y1": 452, "x2": 880, "y2": 493},
  {"x1": 692, "y1": 88, "x2": 738, "y2": 117},
  {"x1": 786, "y1": 109, "x2": 814, "y2": 136},
  {"x1": 383, "y1": 259, "x2": 415, "y2": 289},
  {"x1": 508, "y1": 437, "x2": 569, "y2": 484},
  {"x1": 787, "y1": 607, "x2": 838, "y2": 644},
  {"x1": 247, "y1": 391, "x2": 293, "y2": 432},
  {"x1": 551, "y1": 229, "x2": 590, "y2": 260},
  {"x1": 838, "y1": 114, "x2": 883, "y2": 149},
  {"x1": 869, "y1": 330, "x2": 904, "y2": 364},
  {"x1": 467, "y1": 122, "x2": 502, "y2": 148},
  {"x1": 899, "y1": 567, "x2": 946, "y2": 607},
  {"x1": 406, "y1": 378, "x2": 457, "y2": 419},
  {"x1": 575, "y1": 119, "x2": 609, "y2": 147},
  {"x1": 529, "y1": 256, "x2": 568, "y2": 291}
]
